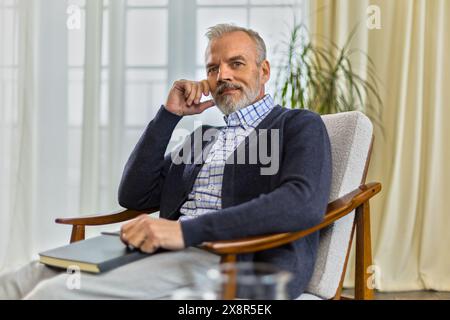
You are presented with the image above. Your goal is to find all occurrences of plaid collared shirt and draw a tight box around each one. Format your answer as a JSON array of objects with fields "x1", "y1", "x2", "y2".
[{"x1": 179, "y1": 94, "x2": 275, "y2": 220}]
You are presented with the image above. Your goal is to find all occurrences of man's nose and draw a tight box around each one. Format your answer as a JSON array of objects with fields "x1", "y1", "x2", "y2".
[{"x1": 217, "y1": 64, "x2": 233, "y2": 82}]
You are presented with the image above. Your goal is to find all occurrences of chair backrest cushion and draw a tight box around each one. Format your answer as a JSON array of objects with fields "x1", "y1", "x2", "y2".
[{"x1": 304, "y1": 111, "x2": 373, "y2": 299}]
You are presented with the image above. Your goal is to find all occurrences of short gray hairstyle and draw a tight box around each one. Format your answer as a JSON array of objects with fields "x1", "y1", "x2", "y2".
[{"x1": 205, "y1": 23, "x2": 267, "y2": 65}]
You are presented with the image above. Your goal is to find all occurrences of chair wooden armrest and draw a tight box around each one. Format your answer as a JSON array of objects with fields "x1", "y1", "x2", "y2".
[
  {"x1": 55, "y1": 207, "x2": 159, "y2": 243},
  {"x1": 200, "y1": 182, "x2": 381, "y2": 256},
  {"x1": 55, "y1": 207, "x2": 159, "y2": 225}
]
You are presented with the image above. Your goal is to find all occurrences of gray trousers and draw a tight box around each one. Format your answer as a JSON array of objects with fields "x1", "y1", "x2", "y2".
[{"x1": 0, "y1": 248, "x2": 220, "y2": 299}]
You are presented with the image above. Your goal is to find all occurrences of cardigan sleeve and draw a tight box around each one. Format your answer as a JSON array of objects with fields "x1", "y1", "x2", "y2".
[
  {"x1": 180, "y1": 111, "x2": 332, "y2": 247},
  {"x1": 118, "y1": 105, "x2": 182, "y2": 210}
]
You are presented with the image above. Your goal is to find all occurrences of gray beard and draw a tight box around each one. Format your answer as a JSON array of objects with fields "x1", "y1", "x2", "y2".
[{"x1": 215, "y1": 84, "x2": 261, "y2": 116}]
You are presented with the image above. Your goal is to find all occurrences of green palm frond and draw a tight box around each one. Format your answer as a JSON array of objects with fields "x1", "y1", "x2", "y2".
[{"x1": 273, "y1": 22, "x2": 383, "y2": 131}]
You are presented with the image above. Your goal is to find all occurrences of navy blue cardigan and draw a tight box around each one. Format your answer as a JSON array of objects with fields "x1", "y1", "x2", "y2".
[{"x1": 118, "y1": 105, "x2": 332, "y2": 298}]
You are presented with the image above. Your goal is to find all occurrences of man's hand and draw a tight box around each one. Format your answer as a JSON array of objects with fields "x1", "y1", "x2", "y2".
[
  {"x1": 120, "y1": 215, "x2": 185, "y2": 253},
  {"x1": 165, "y1": 79, "x2": 215, "y2": 116}
]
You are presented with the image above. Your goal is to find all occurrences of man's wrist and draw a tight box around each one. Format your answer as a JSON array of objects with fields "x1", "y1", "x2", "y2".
[
  {"x1": 180, "y1": 217, "x2": 206, "y2": 247},
  {"x1": 147, "y1": 105, "x2": 183, "y2": 137},
  {"x1": 163, "y1": 105, "x2": 183, "y2": 117}
]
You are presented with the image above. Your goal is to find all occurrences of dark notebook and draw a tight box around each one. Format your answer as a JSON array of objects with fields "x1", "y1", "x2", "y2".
[{"x1": 39, "y1": 232, "x2": 151, "y2": 273}]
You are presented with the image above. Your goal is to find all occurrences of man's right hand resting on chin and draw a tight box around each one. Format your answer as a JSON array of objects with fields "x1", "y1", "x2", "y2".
[{"x1": 164, "y1": 79, "x2": 215, "y2": 116}]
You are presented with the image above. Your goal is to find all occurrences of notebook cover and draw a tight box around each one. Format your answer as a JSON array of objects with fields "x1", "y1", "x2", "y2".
[{"x1": 39, "y1": 234, "x2": 150, "y2": 273}]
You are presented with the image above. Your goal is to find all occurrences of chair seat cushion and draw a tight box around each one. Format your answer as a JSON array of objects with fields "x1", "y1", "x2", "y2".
[{"x1": 296, "y1": 293, "x2": 323, "y2": 300}]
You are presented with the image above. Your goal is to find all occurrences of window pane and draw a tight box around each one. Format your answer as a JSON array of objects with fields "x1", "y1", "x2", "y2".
[
  {"x1": 125, "y1": 69, "x2": 167, "y2": 126},
  {"x1": 249, "y1": 7, "x2": 297, "y2": 61},
  {"x1": 123, "y1": 128, "x2": 144, "y2": 164},
  {"x1": 67, "y1": 0, "x2": 85, "y2": 6},
  {"x1": 196, "y1": 67, "x2": 207, "y2": 81},
  {"x1": 68, "y1": 8, "x2": 85, "y2": 66},
  {"x1": 67, "y1": 127, "x2": 81, "y2": 212},
  {"x1": 100, "y1": 70, "x2": 109, "y2": 126},
  {"x1": 102, "y1": 9, "x2": 109, "y2": 66},
  {"x1": 2, "y1": 0, "x2": 17, "y2": 5},
  {"x1": 127, "y1": 0, "x2": 168, "y2": 6},
  {"x1": 0, "y1": 68, "x2": 18, "y2": 124},
  {"x1": 266, "y1": 65, "x2": 281, "y2": 98},
  {"x1": 99, "y1": 129, "x2": 110, "y2": 188},
  {"x1": 68, "y1": 69, "x2": 108, "y2": 126},
  {"x1": 68, "y1": 69, "x2": 84, "y2": 127},
  {"x1": 250, "y1": 8, "x2": 299, "y2": 96},
  {"x1": 197, "y1": 0, "x2": 246, "y2": 5},
  {"x1": 196, "y1": 8, "x2": 247, "y2": 65},
  {"x1": 2, "y1": 8, "x2": 17, "y2": 66},
  {"x1": 126, "y1": 9, "x2": 167, "y2": 66}
]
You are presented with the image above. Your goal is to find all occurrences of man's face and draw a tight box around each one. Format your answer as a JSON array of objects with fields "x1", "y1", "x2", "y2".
[{"x1": 205, "y1": 31, "x2": 270, "y2": 115}]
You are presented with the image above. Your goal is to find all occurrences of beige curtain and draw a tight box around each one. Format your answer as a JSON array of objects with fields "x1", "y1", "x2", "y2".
[{"x1": 311, "y1": 0, "x2": 450, "y2": 291}]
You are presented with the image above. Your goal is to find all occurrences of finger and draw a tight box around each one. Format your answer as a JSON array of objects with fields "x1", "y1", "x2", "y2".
[
  {"x1": 198, "y1": 99, "x2": 216, "y2": 112},
  {"x1": 121, "y1": 214, "x2": 146, "y2": 236},
  {"x1": 127, "y1": 227, "x2": 147, "y2": 248},
  {"x1": 194, "y1": 83, "x2": 203, "y2": 105},
  {"x1": 201, "y1": 80, "x2": 209, "y2": 96},
  {"x1": 124, "y1": 218, "x2": 147, "y2": 246},
  {"x1": 205, "y1": 80, "x2": 213, "y2": 96},
  {"x1": 120, "y1": 220, "x2": 137, "y2": 241},
  {"x1": 121, "y1": 216, "x2": 146, "y2": 244},
  {"x1": 120, "y1": 230, "x2": 128, "y2": 244},
  {"x1": 139, "y1": 240, "x2": 157, "y2": 254},
  {"x1": 187, "y1": 83, "x2": 198, "y2": 106},
  {"x1": 184, "y1": 81, "x2": 192, "y2": 99}
]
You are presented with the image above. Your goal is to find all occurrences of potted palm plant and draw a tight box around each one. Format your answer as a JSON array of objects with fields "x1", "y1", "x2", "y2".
[{"x1": 273, "y1": 23, "x2": 383, "y2": 129}]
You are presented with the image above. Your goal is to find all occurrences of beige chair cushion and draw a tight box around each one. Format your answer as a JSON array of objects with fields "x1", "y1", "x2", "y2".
[{"x1": 299, "y1": 111, "x2": 373, "y2": 300}]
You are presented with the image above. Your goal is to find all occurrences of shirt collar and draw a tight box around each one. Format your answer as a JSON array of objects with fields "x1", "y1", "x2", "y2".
[{"x1": 223, "y1": 94, "x2": 274, "y2": 128}]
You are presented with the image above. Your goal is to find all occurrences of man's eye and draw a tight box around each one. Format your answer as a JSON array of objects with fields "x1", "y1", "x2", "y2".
[
  {"x1": 232, "y1": 62, "x2": 243, "y2": 67},
  {"x1": 208, "y1": 67, "x2": 218, "y2": 74}
]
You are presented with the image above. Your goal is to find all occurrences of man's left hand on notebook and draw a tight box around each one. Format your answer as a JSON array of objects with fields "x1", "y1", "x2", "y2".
[{"x1": 120, "y1": 215, "x2": 185, "y2": 253}]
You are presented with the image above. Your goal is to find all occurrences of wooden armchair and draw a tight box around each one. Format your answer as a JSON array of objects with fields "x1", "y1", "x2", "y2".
[{"x1": 56, "y1": 111, "x2": 381, "y2": 300}]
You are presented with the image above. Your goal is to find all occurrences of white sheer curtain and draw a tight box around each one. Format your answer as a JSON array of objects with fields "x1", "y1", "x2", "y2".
[
  {"x1": 0, "y1": 0, "x2": 124, "y2": 270},
  {"x1": 0, "y1": 0, "x2": 308, "y2": 271},
  {"x1": 0, "y1": 0, "x2": 38, "y2": 269}
]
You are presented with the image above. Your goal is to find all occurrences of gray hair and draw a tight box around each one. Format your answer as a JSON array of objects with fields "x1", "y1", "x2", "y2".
[{"x1": 205, "y1": 23, "x2": 267, "y2": 65}]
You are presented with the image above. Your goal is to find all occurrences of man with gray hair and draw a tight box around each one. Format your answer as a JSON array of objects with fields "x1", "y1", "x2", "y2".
[{"x1": 0, "y1": 24, "x2": 331, "y2": 299}]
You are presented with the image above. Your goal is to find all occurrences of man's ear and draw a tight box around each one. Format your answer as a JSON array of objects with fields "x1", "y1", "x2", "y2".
[{"x1": 260, "y1": 60, "x2": 270, "y2": 85}]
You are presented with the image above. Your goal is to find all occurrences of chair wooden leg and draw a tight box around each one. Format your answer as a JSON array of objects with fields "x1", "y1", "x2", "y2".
[
  {"x1": 355, "y1": 201, "x2": 374, "y2": 300},
  {"x1": 334, "y1": 222, "x2": 357, "y2": 300},
  {"x1": 70, "y1": 225, "x2": 85, "y2": 243},
  {"x1": 220, "y1": 254, "x2": 237, "y2": 300}
]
